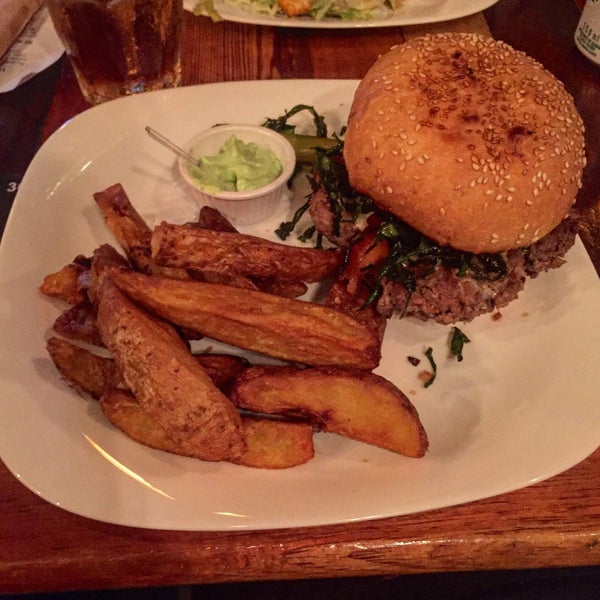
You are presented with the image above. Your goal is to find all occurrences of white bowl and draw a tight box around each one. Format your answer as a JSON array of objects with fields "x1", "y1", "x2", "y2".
[{"x1": 178, "y1": 124, "x2": 296, "y2": 226}]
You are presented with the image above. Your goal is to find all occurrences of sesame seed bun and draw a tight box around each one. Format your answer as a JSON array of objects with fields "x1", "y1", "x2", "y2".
[{"x1": 344, "y1": 33, "x2": 586, "y2": 253}]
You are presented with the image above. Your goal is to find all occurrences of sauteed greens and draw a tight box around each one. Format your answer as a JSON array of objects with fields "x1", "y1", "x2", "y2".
[{"x1": 263, "y1": 105, "x2": 507, "y2": 312}]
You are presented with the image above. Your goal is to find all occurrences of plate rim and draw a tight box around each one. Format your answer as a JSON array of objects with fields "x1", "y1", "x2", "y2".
[
  {"x1": 186, "y1": 0, "x2": 501, "y2": 29},
  {"x1": 1, "y1": 79, "x2": 599, "y2": 531}
]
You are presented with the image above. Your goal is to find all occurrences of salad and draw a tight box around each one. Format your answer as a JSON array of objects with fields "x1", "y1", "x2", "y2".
[{"x1": 195, "y1": 0, "x2": 403, "y2": 21}]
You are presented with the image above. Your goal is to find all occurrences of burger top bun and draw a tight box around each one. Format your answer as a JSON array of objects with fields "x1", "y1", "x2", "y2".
[{"x1": 344, "y1": 32, "x2": 586, "y2": 253}]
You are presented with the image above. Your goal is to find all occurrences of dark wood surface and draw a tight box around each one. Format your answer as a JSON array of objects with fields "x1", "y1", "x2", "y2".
[{"x1": 1, "y1": 0, "x2": 599, "y2": 594}]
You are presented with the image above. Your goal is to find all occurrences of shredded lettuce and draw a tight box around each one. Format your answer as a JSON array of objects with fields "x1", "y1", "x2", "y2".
[
  {"x1": 225, "y1": 0, "x2": 280, "y2": 16},
  {"x1": 223, "y1": 0, "x2": 398, "y2": 21},
  {"x1": 193, "y1": 0, "x2": 223, "y2": 21}
]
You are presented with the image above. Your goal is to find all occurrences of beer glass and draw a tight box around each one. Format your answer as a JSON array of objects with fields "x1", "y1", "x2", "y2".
[{"x1": 46, "y1": 0, "x2": 183, "y2": 104}]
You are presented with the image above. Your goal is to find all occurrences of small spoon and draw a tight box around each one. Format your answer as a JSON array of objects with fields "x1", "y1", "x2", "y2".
[{"x1": 145, "y1": 126, "x2": 200, "y2": 166}]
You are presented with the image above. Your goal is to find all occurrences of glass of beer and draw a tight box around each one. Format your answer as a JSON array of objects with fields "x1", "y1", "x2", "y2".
[{"x1": 46, "y1": 0, "x2": 183, "y2": 105}]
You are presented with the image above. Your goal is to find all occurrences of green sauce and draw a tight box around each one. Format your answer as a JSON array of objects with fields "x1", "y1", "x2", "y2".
[{"x1": 188, "y1": 135, "x2": 283, "y2": 193}]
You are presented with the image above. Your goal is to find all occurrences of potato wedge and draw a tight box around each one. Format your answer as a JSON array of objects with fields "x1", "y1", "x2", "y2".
[
  {"x1": 47, "y1": 334, "x2": 249, "y2": 397},
  {"x1": 100, "y1": 388, "x2": 170, "y2": 451},
  {"x1": 93, "y1": 184, "x2": 191, "y2": 280},
  {"x1": 191, "y1": 268, "x2": 259, "y2": 291},
  {"x1": 255, "y1": 276, "x2": 308, "y2": 299},
  {"x1": 196, "y1": 205, "x2": 238, "y2": 232},
  {"x1": 194, "y1": 353, "x2": 250, "y2": 389},
  {"x1": 232, "y1": 417, "x2": 314, "y2": 469},
  {"x1": 100, "y1": 388, "x2": 314, "y2": 468},
  {"x1": 52, "y1": 303, "x2": 104, "y2": 346},
  {"x1": 109, "y1": 269, "x2": 381, "y2": 369},
  {"x1": 151, "y1": 221, "x2": 342, "y2": 283},
  {"x1": 46, "y1": 336, "x2": 123, "y2": 399},
  {"x1": 229, "y1": 365, "x2": 428, "y2": 458},
  {"x1": 94, "y1": 190, "x2": 255, "y2": 289},
  {"x1": 40, "y1": 256, "x2": 91, "y2": 305},
  {"x1": 86, "y1": 243, "x2": 131, "y2": 306},
  {"x1": 96, "y1": 276, "x2": 245, "y2": 462},
  {"x1": 194, "y1": 207, "x2": 308, "y2": 298}
]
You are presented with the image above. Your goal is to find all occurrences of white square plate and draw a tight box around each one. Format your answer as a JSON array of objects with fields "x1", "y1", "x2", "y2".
[{"x1": 1, "y1": 80, "x2": 599, "y2": 531}]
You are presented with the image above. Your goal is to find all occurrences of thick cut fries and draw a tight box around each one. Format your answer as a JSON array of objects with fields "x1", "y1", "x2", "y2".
[
  {"x1": 100, "y1": 388, "x2": 314, "y2": 468},
  {"x1": 94, "y1": 185, "x2": 271, "y2": 291},
  {"x1": 230, "y1": 365, "x2": 429, "y2": 458},
  {"x1": 52, "y1": 303, "x2": 103, "y2": 346},
  {"x1": 231, "y1": 417, "x2": 314, "y2": 469},
  {"x1": 93, "y1": 184, "x2": 191, "y2": 280},
  {"x1": 40, "y1": 256, "x2": 90, "y2": 305},
  {"x1": 151, "y1": 221, "x2": 342, "y2": 283},
  {"x1": 47, "y1": 337, "x2": 313, "y2": 468},
  {"x1": 109, "y1": 269, "x2": 381, "y2": 369},
  {"x1": 46, "y1": 337, "x2": 123, "y2": 399},
  {"x1": 254, "y1": 276, "x2": 308, "y2": 299},
  {"x1": 46, "y1": 336, "x2": 249, "y2": 397},
  {"x1": 96, "y1": 276, "x2": 246, "y2": 461},
  {"x1": 196, "y1": 206, "x2": 238, "y2": 232},
  {"x1": 194, "y1": 353, "x2": 250, "y2": 389},
  {"x1": 195, "y1": 207, "x2": 308, "y2": 299}
]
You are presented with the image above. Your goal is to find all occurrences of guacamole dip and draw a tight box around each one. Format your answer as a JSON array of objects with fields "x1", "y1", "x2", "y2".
[{"x1": 189, "y1": 135, "x2": 283, "y2": 193}]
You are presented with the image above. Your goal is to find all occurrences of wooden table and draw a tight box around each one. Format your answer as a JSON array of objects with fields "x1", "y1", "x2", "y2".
[{"x1": 1, "y1": 0, "x2": 599, "y2": 594}]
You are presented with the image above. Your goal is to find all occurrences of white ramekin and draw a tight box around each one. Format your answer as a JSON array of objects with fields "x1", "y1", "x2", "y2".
[{"x1": 178, "y1": 124, "x2": 296, "y2": 226}]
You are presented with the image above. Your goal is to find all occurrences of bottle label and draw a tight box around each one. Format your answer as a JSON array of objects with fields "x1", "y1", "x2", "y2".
[{"x1": 575, "y1": 0, "x2": 600, "y2": 65}]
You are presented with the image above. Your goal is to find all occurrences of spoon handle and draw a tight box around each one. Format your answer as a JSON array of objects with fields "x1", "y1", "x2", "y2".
[{"x1": 145, "y1": 126, "x2": 200, "y2": 166}]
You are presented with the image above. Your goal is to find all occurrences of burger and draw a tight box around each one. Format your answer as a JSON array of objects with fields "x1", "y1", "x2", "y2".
[{"x1": 309, "y1": 32, "x2": 587, "y2": 325}]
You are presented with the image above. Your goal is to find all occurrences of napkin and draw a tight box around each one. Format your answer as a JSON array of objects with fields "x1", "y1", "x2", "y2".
[
  {"x1": 0, "y1": 3, "x2": 63, "y2": 93},
  {"x1": 0, "y1": 0, "x2": 44, "y2": 60}
]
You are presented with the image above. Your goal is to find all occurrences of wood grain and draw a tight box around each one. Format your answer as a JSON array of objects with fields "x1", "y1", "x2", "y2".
[
  {"x1": 403, "y1": 10, "x2": 491, "y2": 38},
  {"x1": 1, "y1": 449, "x2": 599, "y2": 593},
  {"x1": 3, "y1": 0, "x2": 600, "y2": 594}
]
